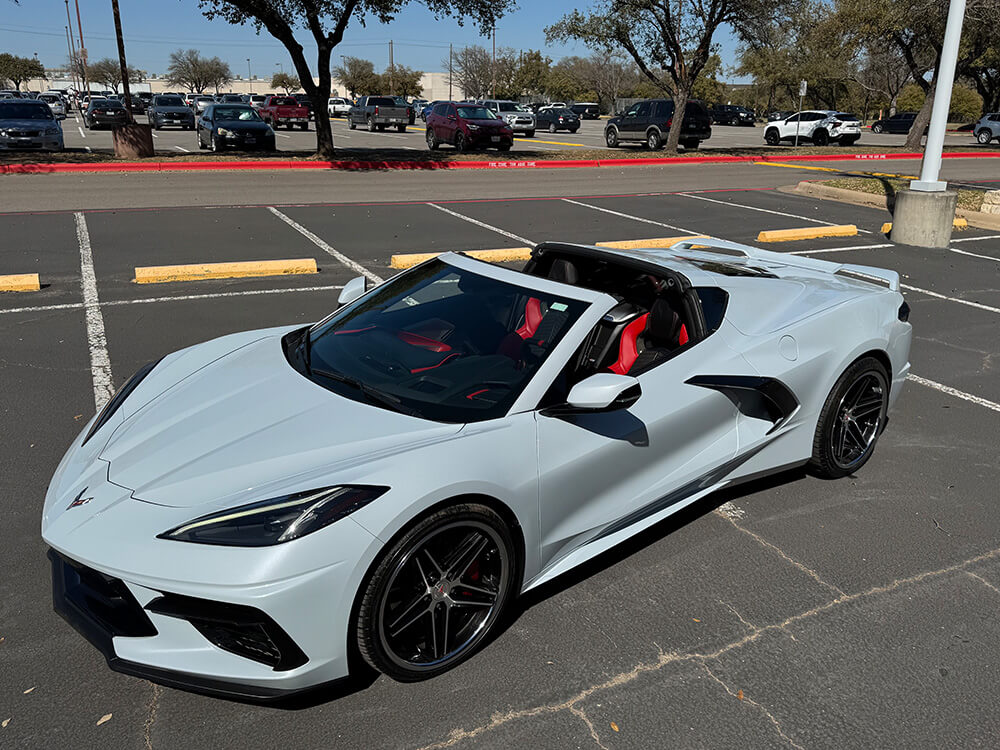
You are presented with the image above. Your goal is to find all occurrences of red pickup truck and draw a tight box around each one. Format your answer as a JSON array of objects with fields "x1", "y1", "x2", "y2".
[{"x1": 260, "y1": 95, "x2": 310, "y2": 130}]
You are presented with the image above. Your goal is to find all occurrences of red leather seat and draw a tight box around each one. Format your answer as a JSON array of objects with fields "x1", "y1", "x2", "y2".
[
  {"x1": 609, "y1": 314, "x2": 648, "y2": 375},
  {"x1": 609, "y1": 300, "x2": 688, "y2": 375}
]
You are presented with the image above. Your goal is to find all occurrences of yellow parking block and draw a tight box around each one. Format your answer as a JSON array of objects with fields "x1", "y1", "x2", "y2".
[
  {"x1": 0, "y1": 273, "x2": 41, "y2": 292},
  {"x1": 390, "y1": 247, "x2": 532, "y2": 270},
  {"x1": 880, "y1": 218, "x2": 967, "y2": 234},
  {"x1": 134, "y1": 259, "x2": 318, "y2": 284},
  {"x1": 757, "y1": 225, "x2": 858, "y2": 243},
  {"x1": 597, "y1": 237, "x2": 708, "y2": 249}
]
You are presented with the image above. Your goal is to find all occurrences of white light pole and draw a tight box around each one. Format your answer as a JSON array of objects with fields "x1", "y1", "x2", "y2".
[
  {"x1": 911, "y1": 0, "x2": 967, "y2": 192},
  {"x1": 890, "y1": 0, "x2": 967, "y2": 248}
]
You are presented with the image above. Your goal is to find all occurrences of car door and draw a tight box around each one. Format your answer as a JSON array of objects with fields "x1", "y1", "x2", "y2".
[
  {"x1": 534, "y1": 328, "x2": 742, "y2": 573},
  {"x1": 623, "y1": 101, "x2": 651, "y2": 139},
  {"x1": 778, "y1": 113, "x2": 800, "y2": 139},
  {"x1": 441, "y1": 103, "x2": 459, "y2": 143}
]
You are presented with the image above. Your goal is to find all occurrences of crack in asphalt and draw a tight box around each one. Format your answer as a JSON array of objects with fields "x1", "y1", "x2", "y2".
[
  {"x1": 965, "y1": 570, "x2": 1000, "y2": 596},
  {"x1": 569, "y1": 706, "x2": 608, "y2": 750},
  {"x1": 142, "y1": 682, "x2": 160, "y2": 750},
  {"x1": 413, "y1": 545, "x2": 1000, "y2": 750},
  {"x1": 712, "y1": 509, "x2": 846, "y2": 597}
]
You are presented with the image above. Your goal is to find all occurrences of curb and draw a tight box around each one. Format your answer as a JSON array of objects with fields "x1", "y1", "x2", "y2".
[
  {"x1": 133, "y1": 258, "x2": 318, "y2": 284},
  {"x1": 2, "y1": 151, "x2": 999, "y2": 176},
  {"x1": 0, "y1": 273, "x2": 41, "y2": 292}
]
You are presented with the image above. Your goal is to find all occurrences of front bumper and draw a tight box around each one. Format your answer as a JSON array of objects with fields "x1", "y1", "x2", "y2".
[
  {"x1": 152, "y1": 115, "x2": 194, "y2": 128},
  {"x1": 504, "y1": 119, "x2": 535, "y2": 133},
  {"x1": 0, "y1": 134, "x2": 63, "y2": 150},
  {"x1": 221, "y1": 133, "x2": 276, "y2": 150},
  {"x1": 467, "y1": 130, "x2": 514, "y2": 147}
]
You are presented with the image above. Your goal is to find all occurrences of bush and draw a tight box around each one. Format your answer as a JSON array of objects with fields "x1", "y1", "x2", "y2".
[{"x1": 894, "y1": 83, "x2": 982, "y2": 122}]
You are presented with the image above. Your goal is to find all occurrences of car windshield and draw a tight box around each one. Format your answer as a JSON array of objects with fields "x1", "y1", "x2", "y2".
[
  {"x1": 212, "y1": 106, "x2": 262, "y2": 122},
  {"x1": 496, "y1": 102, "x2": 519, "y2": 112},
  {"x1": 271, "y1": 97, "x2": 297, "y2": 106},
  {"x1": 155, "y1": 96, "x2": 185, "y2": 106},
  {"x1": 291, "y1": 259, "x2": 588, "y2": 422},
  {"x1": 457, "y1": 106, "x2": 496, "y2": 120},
  {"x1": 0, "y1": 103, "x2": 54, "y2": 120}
]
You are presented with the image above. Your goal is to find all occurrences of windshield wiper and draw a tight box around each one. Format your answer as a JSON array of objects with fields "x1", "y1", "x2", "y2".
[{"x1": 311, "y1": 366, "x2": 421, "y2": 417}]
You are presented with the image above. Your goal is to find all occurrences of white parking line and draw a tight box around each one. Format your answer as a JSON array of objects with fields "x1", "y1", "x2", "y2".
[
  {"x1": 561, "y1": 198, "x2": 699, "y2": 235},
  {"x1": 677, "y1": 192, "x2": 873, "y2": 234},
  {"x1": 908, "y1": 374, "x2": 1000, "y2": 414},
  {"x1": 789, "y1": 244, "x2": 892, "y2": 255},
  {"x1": 267, "y1": 206, "x2": 384, "y2": 284},
  {"x1": 174, "y1": 145, "x2": 190, "y2": 153},
  {"x1": 0, "y1": 284, "x2": 347, "y2": 317},
  {"x1": 77, "y1": 126, "x2": 85, "y2": 138},
  {"x1": 151, "y1": 133, "x2": 158, "y2": 139},
  {"x1": 427, "y1": 203, "x2": 534, "y2": 245},
  {"x1": 276, "y1": 133, "x2": 291, "y2": 139},
  {"x1": 900, "y1": 283, "x2": 1000, "y2": 314},
  {"x1": 950, "y1": 247, "x2": 1000, "y2": 263},
  {"x1": 74, "y1": 212, "x2": 114, "y2": 410},
  {"x1": 951, "y1": 234, "x2": 1000, "y2": 243}
]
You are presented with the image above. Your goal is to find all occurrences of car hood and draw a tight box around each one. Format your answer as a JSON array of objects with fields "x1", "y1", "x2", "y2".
[
  {"x1": 1, "y1": 118, "x2": 58, "y2": 129},
  {"x1": 466, "y1": 118, "x2": 508, "y2": 127},
  {"x1": 100, "y1": 332, "x2": 462, "y2": 509},
  {"x1": 152, "y1": 106, "x2": 191, "y2": 114}
]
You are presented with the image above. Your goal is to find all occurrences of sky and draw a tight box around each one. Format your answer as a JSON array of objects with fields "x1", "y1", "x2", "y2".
[{"x1": 1, "y1": 0, "x2": 742, "y2": 80}]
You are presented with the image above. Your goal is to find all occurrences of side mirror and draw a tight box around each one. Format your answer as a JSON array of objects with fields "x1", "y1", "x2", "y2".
[
  {"x1": 545, "y1": 373, "x2": 642, "y2": 415},
  {"x1": 338, "y1": 275, "x2": 368, "y2": 306}
]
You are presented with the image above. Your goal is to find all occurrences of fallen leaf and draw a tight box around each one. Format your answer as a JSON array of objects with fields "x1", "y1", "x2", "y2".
[
  {"x1": 96, "y1": 714, "x2": 112, "y2": 726},
  {"x1": 737, "y1": 689, "x2": 744, "y2": 701},
  {"x1": 610, "y1": 722, "x2": 619, "y2": 733},
  {"x1": 692, "y1": 618, "x2": 701, "y2": 622},
  {"x1": 2, "y1": 718, "x2": 10, "y2": 729},
  {"x1": 22, "y1": 687, "x2": 34, "y2": 694},
  {"x1": 74, "y1": 414, "x2": 84, "y2": 420}
]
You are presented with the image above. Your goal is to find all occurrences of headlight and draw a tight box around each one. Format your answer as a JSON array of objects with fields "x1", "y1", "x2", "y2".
[
  {"x1": 467, "y1": 123, "x2": 479, "y2": 130},
  {"x1": 0, "y1": 129, "x2": 8, "y2": 137},
  {"x1": 217, "y1": 127, "x2": 232, "y2": 136},
  {"x1": 82, "y1": 359, "x2": 160, "y2": 446},
  {"x1": 159, "y1": 485, "x2": 388, "y2": 546}
]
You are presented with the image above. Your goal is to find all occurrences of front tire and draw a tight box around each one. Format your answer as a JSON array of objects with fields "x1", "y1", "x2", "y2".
[
  {"x1": 977, "y1": 129, "x2": 993, "y2": 145},
  {"x1": 426, "y1": 128, "x2": 439, "y2": 150},
  {"x1": 349, "y1": 118, "x2": 356, "y2": 130},
  {"x1": 548, "y1": 123, "x2": 557, "y2": 133},
  {"x1": 356, "y1": 503, "x2": 518, "y2": 682},
  {"x1": 605, "y1": 127, "x2": 619, "y2": 148},
  {"x1": 809, "y1": 356, "x2": 890, "y2": 479},
  {"x1": 525, "y1": 129, "x2": 534, "y2": 138},
  {"x1": 871, "y1": 123, "x2": 884, "y2": 134},
  {"x1": 397, "y1": 124, "x2": 406, "y2": 133},
  {"x1": 764, "y1": 128, "x2": 780, "y2": 146}
]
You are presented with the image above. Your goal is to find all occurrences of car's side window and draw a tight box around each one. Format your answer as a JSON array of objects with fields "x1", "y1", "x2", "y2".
[
  {"x1": 625, "y1": 104, "x2": 640, "y2": 117},
  {"x1": 635, "y1": 102, "x2": 651, "y2": 117},
  {"x1": 785, "y1": 114, "x2": 800, "y2": 123}
]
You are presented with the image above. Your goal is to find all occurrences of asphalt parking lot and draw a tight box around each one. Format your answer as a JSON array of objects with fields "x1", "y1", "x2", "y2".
[
  {"x1": 2, "y1": 165, "x2": 1000, "y2": 749},
  {"x1": 55, "y1": 109, "x2": 979, "y2": 155}
]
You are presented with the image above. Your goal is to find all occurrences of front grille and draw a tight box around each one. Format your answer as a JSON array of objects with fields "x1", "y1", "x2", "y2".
[
  {"x1": 50, "y1": 550, "x2": 157, "y2": 639},
  {"x1": 10, "y1": 130, "x2": 41, "y2": 137}
]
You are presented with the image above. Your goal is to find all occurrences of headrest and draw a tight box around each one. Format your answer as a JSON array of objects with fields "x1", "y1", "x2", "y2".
[
  {"x1": 645, "y1": 298, "x2": 681, "y2": 342},
  {"x1": 548, "y1": 258, "x2": 579, "y2": 285}
]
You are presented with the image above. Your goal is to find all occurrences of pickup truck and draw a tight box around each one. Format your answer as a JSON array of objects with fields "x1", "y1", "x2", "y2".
[
  {"x1": 259, "y1": 95, "x2": 310, "y2": 130},
  {"x1": 347, "y1": 95, "x2": 410, "y2": 132}
]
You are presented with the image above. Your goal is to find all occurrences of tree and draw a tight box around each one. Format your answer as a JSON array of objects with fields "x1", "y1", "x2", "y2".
[
  {"x1": 271, "y1": 71, "x2": 300, "y2": 92},
  {"x1": 511, "y1": 50, "x2": 550, "y2": 98},
  {"x1": 445, "y1": 45, "x2": 518, "y2": 99},
  {"x1": 198, "y1": 1, "x2": 511, "y2": 159},
  {"x1": 547, "y1": 0, "x2": 782, "y2": 152},
  {"x1": 379, "y1": 64, "x2": 423, "y2": 97},
  {"x1": 896, "y1": 82, "x2": 983, "y2": 121},
  {"x1": 87, "y1": 57, "x2": 144, "y2": 93},
  {"x1": 165, "y1": 49, "x2": 233, "y2": 93},
  {"x1": 0, "y1": 52, "x2": 45, "y2": 90},
  {"x1": 333, "y1": 56, "x2": 381, "y2": 97}
]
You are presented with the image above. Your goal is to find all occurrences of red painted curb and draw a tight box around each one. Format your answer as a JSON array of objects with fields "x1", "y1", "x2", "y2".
[{"x1": 2, "y1": 151, "x2": 998, "y2": 175}]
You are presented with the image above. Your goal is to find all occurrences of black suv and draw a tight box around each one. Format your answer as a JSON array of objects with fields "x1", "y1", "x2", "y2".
[
  {"x1": 870, "y1": 112, "x2": 923, "y2": 135},
  {"x1": 709, "y1": 104, "x2": 754, "y2": 126},
  {"x1": 604, "y1": 99, "x2": 712, "y2": 150}
]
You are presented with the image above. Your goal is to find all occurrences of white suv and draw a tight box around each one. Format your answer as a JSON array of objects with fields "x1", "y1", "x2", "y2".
[{"x1": 764, "y1": 110, "x2": 861, "y2": 146}]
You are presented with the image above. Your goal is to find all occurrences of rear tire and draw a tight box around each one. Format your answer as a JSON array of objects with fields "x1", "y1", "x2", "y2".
[
  {"x1": 977, "y1": 129, "x2": 993, "y2": 145},
  {"x1": 809, "y1": 356, "x2": 890, "y2": 479},
  {"x1": 368, "y1": 116, "x2": 376, "y2": 132},
  {"x1": 300, "y1": 123, "x2": 308, "y2": 131},
  {"x1": 355, "y1": 503, "x2": 518, "y2": 682},
  {"x1": 349, "y1": 118, "x2": 356, "y2": 130},
  {"x1": 871, "y1": 123, "x2": 884, "y2": 134},
  {"x1": 646, "y1": 130, "x2": 662, "y2": 150},
  {"x1": 397, "y1": 124, "x2": 406, "y2": 133},
  {"x1": 681, "y1": 138, "x2": 699, "y2": 150},
  {"x1": 813, "y1": 129, "x2": 829, "y2": 146},
  {"x1": 525, "y1": 130, "x2": 534, "y2": 138}
]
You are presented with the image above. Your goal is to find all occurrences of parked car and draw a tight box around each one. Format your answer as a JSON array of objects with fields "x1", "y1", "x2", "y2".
[
  {"x1": 37, "y1": 93, "x2": 66, "y2": 119},
  {"x1": 197, "y1": 103, "x2": 276, "y2": 152},
  {"x1": 570, "y1": 102, "x2": 601, "y2": 119},
  {"x1": 192, "y1": 96, "x2": 215, "y2": 116},
  {"x1": 248, "y1": 94, "x2": 268, "y2": 110},
  {"x1": 973, "y1": 112, "x2": 1000, "y2": 144},
  {"x1": 328, "y1": 96, "x2": 353, "y2": 117},
  {"x1": 410, "y1": 98, "x2": 428, "y2": 116},
  {"x1": 420, "y1": 100, "x2": 444, "y2": 122},
  {"x1": 763, "y1": 110, "x2": 861, "y2": 146},
  {"x1": 148, "y1": 95, "x2": 195, "y2": 130},
  {"x1": 42, "y1": 236, "x2": 911, "y2": 694},
  {"x1": 534, "y1": 107, "x2": 580, "y2": 134},
  {"x1": 348, "y1": 95, "x2": 410, "y2": 132},
  {"x1": 217, "y1": 94, "x2": 245, "y2": 104},
  {"x1": 84, "y1": 99, "x2": 128, "y2": 129},
  {"x1": 605, "y1": 99, "x2": 712, "y2": 150},
  {"x1": 869, "y1": 111, "x2": 927, "y2": 136},
  {"x1": 0, "y1": 99, "x2": 63, "y2": 150},
  {"x1": 260, "y1": 95, "x2": 311, "y2": 130},
  {"x1": 183, "y1": 92, "x2": 198, "y2": 107},
  {"x1": 709, "y1": 104, "x2": 755, "y2": 126},
  {"x1": 479, "y1": 99, "x2": 536, "y2": 136},
  {"x1": 122, "y1": 94, "x2": 146, "y2": 116},
  {"x1": 425, "y1": 101, "x2": 513, "y2": 151},
  {"x1": 135, "y1": 91, "x2": 153, "y2": 108},
  {"x1": 392, "y1": 96, "x2": 416, "y2": 125}
]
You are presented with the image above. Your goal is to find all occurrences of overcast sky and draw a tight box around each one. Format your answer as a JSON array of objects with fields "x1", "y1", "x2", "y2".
[{"x1": 2, "y1": 0, "x2": 741, "y2": 79}]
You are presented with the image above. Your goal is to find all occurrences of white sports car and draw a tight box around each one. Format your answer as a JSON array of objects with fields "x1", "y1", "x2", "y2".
[{"x1": 42, "y1": 239, "x2": 911, "y2": 700}]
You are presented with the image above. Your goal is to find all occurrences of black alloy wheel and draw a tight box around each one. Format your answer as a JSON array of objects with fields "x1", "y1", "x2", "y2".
[
  {"x1": 356, "y1": 504, "x2": 517, "y2": 682},
  {"x1": 871, "y1": 123, "x2": 883, "y2": 134},
  {"x1": 813, "y1": 129, "x2": 829, "y2": 146},
  {"x1": 764, "y1": 128, "x2": 780, "y2": 146},
  {"x1": 810, "y1": 356, "x2": 889, "y2": 479}
]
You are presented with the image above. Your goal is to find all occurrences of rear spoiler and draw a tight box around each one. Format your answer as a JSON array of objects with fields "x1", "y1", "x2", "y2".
[{"x1": 668, "y1": 237, "x2": 900, "y2": 292}]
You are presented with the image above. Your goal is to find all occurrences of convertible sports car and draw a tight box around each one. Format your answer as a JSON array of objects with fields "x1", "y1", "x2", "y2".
[{"x1": 42, "y1": 239, "x2": 911, "y2": 700}]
